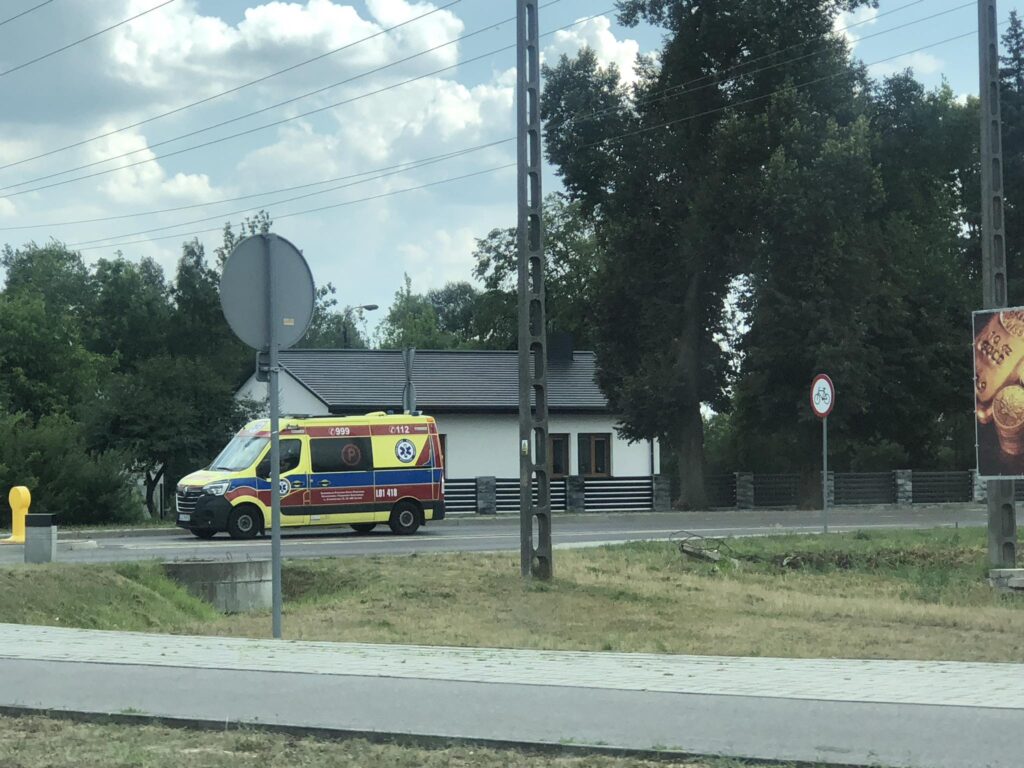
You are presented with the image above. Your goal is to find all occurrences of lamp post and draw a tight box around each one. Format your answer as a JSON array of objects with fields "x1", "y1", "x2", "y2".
[{"x1": 342, "y1": 303, "x2": 378, "y2": 347}]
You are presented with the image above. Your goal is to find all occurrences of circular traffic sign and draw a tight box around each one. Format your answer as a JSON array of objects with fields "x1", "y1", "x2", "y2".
[
  {"x1": 810, "y1": 374, "x2": 834, "y2": 419},
  {"x1": 220, "y1": 233, "x2": 315, "y2": 351}
]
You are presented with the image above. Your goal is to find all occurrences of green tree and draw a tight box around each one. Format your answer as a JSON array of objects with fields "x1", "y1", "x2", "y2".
[
  {"x1": 472, "y1": 194, "x2": 600, "y2": 349},
  {"x1": 1003, "y1": 11, "x2": 1024, "y2": 305},
  {"x1": 378, "y1": 275, "x2": 448, "y2": 350},
  {"x1": 87, "y1": 255, "x2": 172, "y2": 369},
  {"x1": 543, "y1": 0, "x2": 870, "y2": 506},
  {"x1": 302, "y1": 284, "x2": 370, "y2": 349}
]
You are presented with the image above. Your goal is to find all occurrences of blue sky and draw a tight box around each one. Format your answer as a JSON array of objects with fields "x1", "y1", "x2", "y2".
[{"x1": 0, "y1": 0, "x2": 1019, "y2": 330}]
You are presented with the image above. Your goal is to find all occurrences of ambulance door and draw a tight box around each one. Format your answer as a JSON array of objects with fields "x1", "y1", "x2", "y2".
[
  {"x1": 255, "y1": 437, "x2": 309, "y2": 527},
  {"x1": 308, "y1": 435, "x2": 376, "y2": 525}
]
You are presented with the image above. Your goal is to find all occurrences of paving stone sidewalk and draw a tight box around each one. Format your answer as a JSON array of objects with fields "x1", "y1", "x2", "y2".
[
  {"x1": 0, "y1": 623, "x2": 1021, "y2": 768},
  {"x1": 0, "y1": 623, "x2": 1020, "y2": 708}
]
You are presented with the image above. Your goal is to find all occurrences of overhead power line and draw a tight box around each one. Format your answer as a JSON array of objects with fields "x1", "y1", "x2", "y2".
[
  {"x1": 0, "y1": 0, "x2": 591, "y2": 200},
  {"x1": 72, "y1": 163, "x2": 517, "y2": 251},
  {"x1": 0, "y1": 0, "x2": 175, "y2": 79},
  {"x1": 0, "y1": 0, "x2": 54, "y2": 28},
  {"x1": 0, "y1": 0, "x2": 464, "y2": 173},
  {"x1": 67, "y1": 26, "x2": 988, "y2": 254},
  {"x1": 0, "y1": 0, "x2": 978, "y2": 231}
]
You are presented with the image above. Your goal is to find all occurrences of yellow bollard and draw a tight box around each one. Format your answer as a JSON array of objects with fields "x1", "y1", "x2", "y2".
[{"x1": 1, "y1": 487, "x2": 30, "y2": 544}]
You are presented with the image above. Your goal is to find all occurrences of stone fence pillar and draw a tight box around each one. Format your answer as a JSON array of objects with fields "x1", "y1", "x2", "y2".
[
  {"x1": 895, "y1": 469, "x2": 913, "y2": 506},
  {"x1": 567, "y1": 475, "x2": 586, "y2": 513},
  {"x1": 735, "y1": 472, "x2": 754, "y2": 509},
  {"x1": 653, "y1": 474, "x2": 671, "y2": 511},
  {"x1": 972, "y1": 470, "x2": 988, "y2": 503},
  {"x1": 825, "y1": 471, "x2": 835, "y2": 508},
  {"x1": 475, "y1": 476, "x2": 496, "y2": 515}
]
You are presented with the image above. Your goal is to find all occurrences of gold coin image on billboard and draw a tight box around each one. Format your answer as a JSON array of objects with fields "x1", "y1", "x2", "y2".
[{"x1": 974, "y1": 307, "x2": 1024, "y2": 477}]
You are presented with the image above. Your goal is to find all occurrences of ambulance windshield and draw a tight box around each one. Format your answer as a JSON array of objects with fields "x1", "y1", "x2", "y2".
[{"x1": 209, "y1": 435, "x2": 269, "y2": 472}]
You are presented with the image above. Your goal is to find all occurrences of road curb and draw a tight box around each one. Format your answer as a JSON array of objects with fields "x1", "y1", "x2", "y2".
[{"x1": 0, "y1": 705, "x2": 776, "y2": 766}]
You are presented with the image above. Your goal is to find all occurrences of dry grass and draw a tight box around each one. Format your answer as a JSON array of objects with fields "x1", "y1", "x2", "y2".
[
  {"x1": 0, "y1": 714, "x2": 781, "y2": 768},
  {"x1": 1, "y1": 529, "x2": 1022, "y2": 661},
  {"x1": 193, "y1": 528, "x2": 1024, "y2": 661}
]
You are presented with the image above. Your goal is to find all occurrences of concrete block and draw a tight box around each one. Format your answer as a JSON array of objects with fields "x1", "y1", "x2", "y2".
[
  {"x1": 735, "y1": 473, "x2": 754, "y2": 509},
  {"x1": 566, "y1": 475, "x2": 586, "y2": 513},
  {"x1": 475, "y1": 476, "x2": 496, "y2": 515},
  {"x1": 164, "y1": 560, "x2": 272, "y2": 613},
  {"x1": 895, "y1": 470, "x2": 913, "y2": 506},
  {"x1": 988, "y1": 568, "x2": 1024, "y2": 594},
  {"x1": 24, "y1": 514, "x2": 57, "y2": 564}
]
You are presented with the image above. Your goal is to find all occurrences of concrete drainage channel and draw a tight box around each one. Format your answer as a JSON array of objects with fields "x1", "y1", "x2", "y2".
[{"x1": 163, "y1": 560, "x2": 272, "y2": 613}]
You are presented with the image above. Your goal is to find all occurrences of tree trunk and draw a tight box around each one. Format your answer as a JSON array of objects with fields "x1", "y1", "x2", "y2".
[
  {"x1": 673, "y1": 279, "x2": 707, "y2": 509},
  {"x1": 145, "y1": 465, "x2": 165, "y2": 519}
]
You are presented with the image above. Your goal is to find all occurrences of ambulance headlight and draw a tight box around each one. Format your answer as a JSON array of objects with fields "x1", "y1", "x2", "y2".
[{"x1": 203, "y1": 481, "x2": 230, "y2": 496}]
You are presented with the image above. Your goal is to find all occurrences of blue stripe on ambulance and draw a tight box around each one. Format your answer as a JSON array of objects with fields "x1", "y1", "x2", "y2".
[
  {"x1": 374, "y1": 468, "x2": 434, "y2": 485},
  {"x1": 309, "y1": 471, "x2": 374, "y2": 488}
]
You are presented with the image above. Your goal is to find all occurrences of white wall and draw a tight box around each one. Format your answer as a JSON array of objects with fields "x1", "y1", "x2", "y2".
[
  {"x1": 435, "y1": 412, "x2": 658, "y2": 478},
  {"x1": 236, "y1": 372, "x2": 329, "y2": 416}
]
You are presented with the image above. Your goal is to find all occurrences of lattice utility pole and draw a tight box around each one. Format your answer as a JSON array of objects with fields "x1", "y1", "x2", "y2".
[
  {"x1": 517, "y1": 0, "x2": 552, "y2": 579},
  {"x1": 979, "y1": 0, "x2": 1017, "y2": 567}
]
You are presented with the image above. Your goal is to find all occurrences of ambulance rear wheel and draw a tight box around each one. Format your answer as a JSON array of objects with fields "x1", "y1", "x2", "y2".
[
  {"x1": 228, "y1": 506, "x2": 260, "y2": 540},
  {"x1": 389, "y1": 501, "x2": 421, "y2": 535},
  {"x1": 350, "y1": 523, "x2": 376, "y2": 534}
]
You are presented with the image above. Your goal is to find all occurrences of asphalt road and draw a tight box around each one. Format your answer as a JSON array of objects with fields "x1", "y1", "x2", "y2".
[{"x1": 0, "y1": 504, "x2": 987, "y2": 565}]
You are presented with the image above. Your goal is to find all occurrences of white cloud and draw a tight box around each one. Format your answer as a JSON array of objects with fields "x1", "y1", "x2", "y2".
[
  {"x1": 398, "y1": 226, "x2": 478, "y2": 288},
  {"x1": 834, "y1": 6, "x2": 879, "y2": 47},
  {"x1": 109, "y1": 0, "x2": 464, "y2": 95},
  {"x1": 869, "y1": 52, "x2": 944, "y2": 78},
  {"x1": 544, "y1": 15, "x2": 641, "y2": 83},
  {"x1": 90, "y1": 128, "x2": 217, "y2": 204},
  {"x1": 0, "y1": 199, "x2": 15, "y2": 219}
]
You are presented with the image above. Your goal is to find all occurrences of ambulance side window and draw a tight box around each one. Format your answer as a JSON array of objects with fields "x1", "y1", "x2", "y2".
[
  {"x1": 311, "y1": 437, "x2": 373, "y2": 473},
  {"x1": 255, "y1": 439, "x2": 303, "y2": 477}
]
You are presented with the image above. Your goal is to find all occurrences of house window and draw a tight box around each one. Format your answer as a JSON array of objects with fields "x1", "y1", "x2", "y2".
[
  {"x1": 578, "y1": 433, "x2": 611, "y2": 477},
  {"x1": 549, "y1": 434, "x2": 569, "y2": 477}
]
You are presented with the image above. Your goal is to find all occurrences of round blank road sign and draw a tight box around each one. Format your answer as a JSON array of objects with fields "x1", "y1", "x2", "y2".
[
  {"x1": 810, "y1": 373, "x2": 835, "y2": 419},
  {"x1": 220, "y1": 233, "x2": 315, "y2": 351}
]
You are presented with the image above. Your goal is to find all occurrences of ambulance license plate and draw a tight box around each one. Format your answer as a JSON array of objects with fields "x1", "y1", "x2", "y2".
[{"x1": 178, "y1": 514, "x2": 191, "y2": 522}]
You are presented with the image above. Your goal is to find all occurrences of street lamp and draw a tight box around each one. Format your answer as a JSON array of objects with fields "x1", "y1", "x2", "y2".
[{"x1": 342, "y1": 304, "x2": 378, "y2": 347}]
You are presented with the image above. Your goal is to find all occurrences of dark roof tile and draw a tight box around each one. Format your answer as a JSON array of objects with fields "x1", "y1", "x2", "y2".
[{"x1": 279, "y1": 349, "x2": 607, "y2": 412}]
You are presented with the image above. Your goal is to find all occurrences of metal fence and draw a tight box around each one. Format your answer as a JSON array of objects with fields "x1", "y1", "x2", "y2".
[
  {"x1": 753, "y1": 474, "x2": 801, "y2": 507},
  {"x1": 911, "y1": 471, "x2": 972, "y2": 504},
  {"x1": 834, "y1": 472, "x2": 896, "y2": 506},
  {"x1": 583, "y1": 476, "x2": 653, "y2": 512},
  {"x1": 706, "y1": 474, "x2": 737, "y2": 508},
  {"x1": 494, "y1": 478, "x2": 569, "y2": 513},
  {"x1": 444, "y1": 478, "x2": 476, "y2": 514}
]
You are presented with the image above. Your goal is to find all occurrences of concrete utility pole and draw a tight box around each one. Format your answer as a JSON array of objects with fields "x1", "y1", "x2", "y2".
[
  {"x1": 979, "y1": 0, "x2": 1017, "y2": 567},
  {"x1": 517, "y1": 0, "x2": 552, "y2": 579}
]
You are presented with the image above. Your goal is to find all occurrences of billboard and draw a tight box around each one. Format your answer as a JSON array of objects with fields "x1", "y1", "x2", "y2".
[{"x1": 974, "y1": 307, "x2": 1024, "y2": 478}]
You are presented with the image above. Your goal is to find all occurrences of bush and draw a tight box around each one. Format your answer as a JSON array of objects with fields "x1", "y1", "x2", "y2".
[{"x1": 0, "y1": 412, "x2": 140, "y2": 527}]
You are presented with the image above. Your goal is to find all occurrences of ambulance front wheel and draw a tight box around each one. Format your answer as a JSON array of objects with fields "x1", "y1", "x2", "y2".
[
  {"x1": 227, "y1": 505, "x2": 261, "y2": 540},
  {"x1": 389, "y1": 501, "x2": 421, "y2": 535}
]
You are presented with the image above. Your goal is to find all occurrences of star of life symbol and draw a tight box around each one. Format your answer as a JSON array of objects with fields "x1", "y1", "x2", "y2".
[{"x1": 395, "y1": 438, "x2": 416, "y2": 463}]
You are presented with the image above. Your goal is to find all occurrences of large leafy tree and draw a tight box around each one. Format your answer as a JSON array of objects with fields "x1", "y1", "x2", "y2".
[
  {"x1": 472, "y1": 193, "x2": 601, "y2": 350},
  {"x1": 543, "y1": 0, "x2": 870, "y2": 506}
]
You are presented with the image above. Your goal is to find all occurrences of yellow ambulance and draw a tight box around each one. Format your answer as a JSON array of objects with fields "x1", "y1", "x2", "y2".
[{"x1": 174, "y1": 412, "x2": 445, "y2": 539}]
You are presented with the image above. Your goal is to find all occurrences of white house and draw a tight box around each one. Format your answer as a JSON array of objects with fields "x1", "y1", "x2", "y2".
[{"x1": 236, "y1": 348, "x2": 663, "y2": 512}]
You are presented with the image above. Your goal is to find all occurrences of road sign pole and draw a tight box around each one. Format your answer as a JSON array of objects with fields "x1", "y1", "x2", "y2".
[
  {"x1": 265, "y1": 234, "x2": 283, "y2": 639},
  {"x1": 822, "y1": 416, "x2": 829, "y2": 535},
  {"x1": 978, "y1": 0, "x2": 1017, "y2": 567}
]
